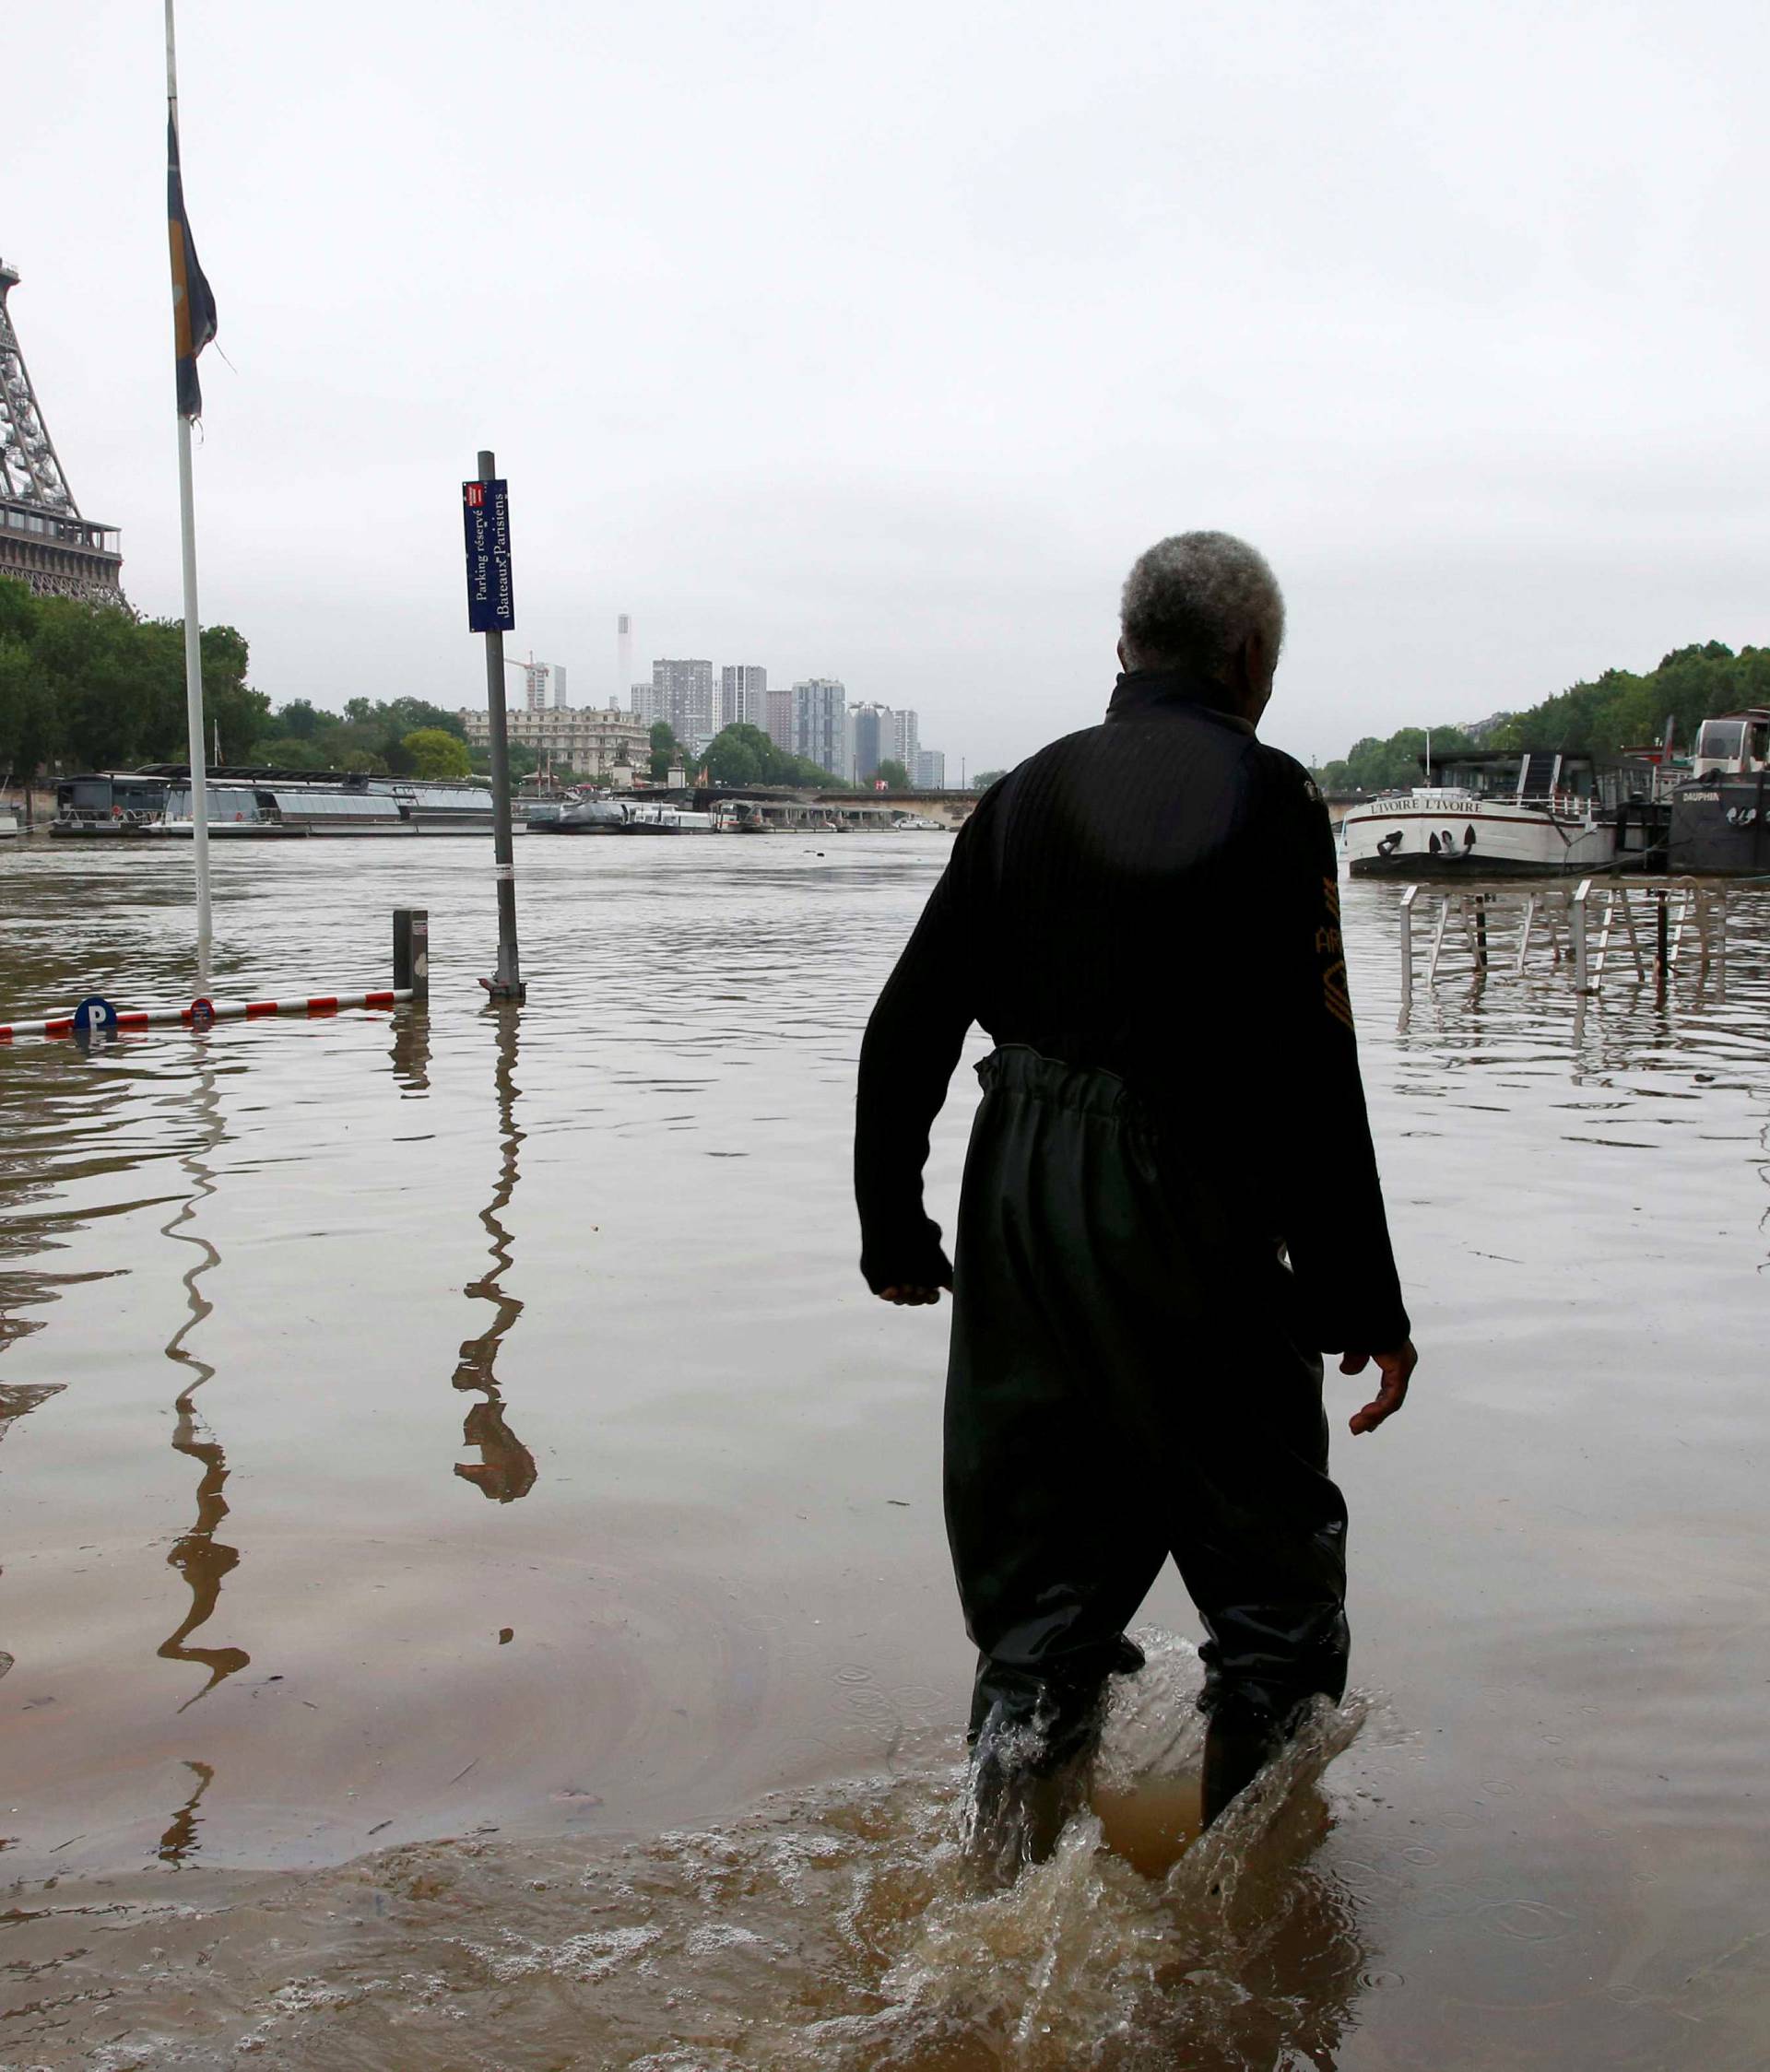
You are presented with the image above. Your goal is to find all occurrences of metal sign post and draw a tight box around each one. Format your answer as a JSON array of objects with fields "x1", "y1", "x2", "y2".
[{"x1": 464, "y1": 451, "x2": 524, "y2": 1001}]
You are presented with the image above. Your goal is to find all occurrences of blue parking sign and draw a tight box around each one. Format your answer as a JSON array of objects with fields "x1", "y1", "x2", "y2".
[{"x1": 463, "y1": 478, "x2": 515, "y2": 632}]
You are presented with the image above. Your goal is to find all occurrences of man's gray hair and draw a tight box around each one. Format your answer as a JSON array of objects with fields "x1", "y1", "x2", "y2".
[{"x1": 1118, "y1": 531, "x2": 1285, "y2": 679}]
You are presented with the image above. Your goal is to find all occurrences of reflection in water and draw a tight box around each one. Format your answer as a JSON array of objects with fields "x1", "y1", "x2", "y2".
[
  {"x1": 390, "y1": 1005, "x2": 431, "y2": 1095},
  {"x1": 0, "y1": 1379, "x2": 65, "y2": 1447},
  {"x1": 452, "y1": 1007, "x2": 536, "y2": 1503},
  {"x1": 157, "y1": 1049, "x2": 249, "y2": 1710},
  {"x1": 156, "y1": 1760, "x2": 215, "y2": 1867}
]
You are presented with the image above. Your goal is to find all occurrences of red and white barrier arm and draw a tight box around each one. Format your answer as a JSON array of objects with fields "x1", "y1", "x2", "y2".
[{"x1": 0, "y1": 988, "x2": 414, "y2": 1043}]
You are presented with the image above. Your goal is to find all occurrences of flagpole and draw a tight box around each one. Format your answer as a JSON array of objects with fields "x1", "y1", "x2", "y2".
[{"x1": 166, "y1": 0, "x2": 211, "y2": 981}]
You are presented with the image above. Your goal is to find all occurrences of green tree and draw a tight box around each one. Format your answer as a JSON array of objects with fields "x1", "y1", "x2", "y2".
[
  {"x1": 385, "y1": 697, "x2": 466, "y2": 740},
  {"x1": 274, "y1": 698, "x2": 324, "y2": 739},
  {"x1": 649, "y1": 720, "x2": 681, "y2": 783},
  {"x1": 700, "y1": 722, "x2": 839, "y2": 789},
  {"x1": 703, "y1": 723, "x2": 765, "y2": 786},
  {"x1": 0, "y1": 579, "x2": 267, "y2": 770},
  {"x1": 1316, "y1": 642, "x2": 1770, "y2": 783},
  {"x1": 254, "y1": 735, "x2": 328, "y2": 770},
  {"x1": 403, "y1": 727, "x2": 473, "y2": 780},
  {"x1": 467, "y1": 739, "x2": 538, "y2": 780},
  {"x1": 972, "y1": 769, "x2": 1008, "y2": 791},
  {"x1": 876, "y1": 757, "x2": 912, "y2": 792},
  {"x1": 0, "y1": 637, "x2": 57, "y2": 783}
]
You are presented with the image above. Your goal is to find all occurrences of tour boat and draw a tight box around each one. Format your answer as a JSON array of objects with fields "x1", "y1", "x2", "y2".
[
  {"x1": 51, "y1": 770, "x2": 506, "y2": 838},
  {"x1": 529, "y1": 797, "x2": 630, "y2": 834},
  {"x1": 0, "y1": 807, "x2": 18, "y2": 840},
  {"x1": 618, "y1": 804, "x2": 713, "y2": 835},
  {"x1": 1341, "y1": 751, "x2": 1621, "y2": 878},
  {"x1": 1668, "y1": 710, "x2": 1770, "y2": 875}
]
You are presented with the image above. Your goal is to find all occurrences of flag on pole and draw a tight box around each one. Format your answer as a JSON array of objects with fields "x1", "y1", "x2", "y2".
[{"x1": 167, "y1": 114, "x2": 217, "y2": 418}]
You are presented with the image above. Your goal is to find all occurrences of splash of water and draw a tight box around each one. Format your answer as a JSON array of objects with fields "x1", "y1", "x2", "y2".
[{"x1": 1, "y1": 1632, "x2": 1375, "y2": 2069}]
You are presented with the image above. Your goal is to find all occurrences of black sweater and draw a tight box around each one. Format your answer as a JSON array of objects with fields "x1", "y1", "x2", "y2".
[{"x1": 853, "y1": 668, "x2": 1410, "y2": 1353}]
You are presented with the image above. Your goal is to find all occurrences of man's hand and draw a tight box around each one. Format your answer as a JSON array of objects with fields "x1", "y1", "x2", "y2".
[
  {"x1": 1340, "y1": 1340, "x2": 1417, "y2": 1434},
  {"x1": 877, "y1": 1283, "x2": 947, "y2": 1307}
]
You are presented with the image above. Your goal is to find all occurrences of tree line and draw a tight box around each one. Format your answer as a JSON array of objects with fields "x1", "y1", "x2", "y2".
[
  {"x1": 1314, "y1": 642, "x2": 1770, "y2": 794},
  {"x1": 4, "y1": 575, "x2": 995, "y2": 796},
  {"x1": 0, "y1": 579, "x2": 478, "y2": 785}
]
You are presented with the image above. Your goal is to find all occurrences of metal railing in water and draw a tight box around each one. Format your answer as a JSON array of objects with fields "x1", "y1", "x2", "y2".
[{"x1": 1398, "y1": 877, "x2": 1732, "y2": 1013}]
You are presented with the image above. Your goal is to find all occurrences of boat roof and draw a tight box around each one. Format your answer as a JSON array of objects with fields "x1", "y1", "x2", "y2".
[
  {"x1": 136, "y1": 763, "x2": 491, "y2": 792},
  {"x1": 1421, "y1": 748, "x2": 1600, "y2": 768}
]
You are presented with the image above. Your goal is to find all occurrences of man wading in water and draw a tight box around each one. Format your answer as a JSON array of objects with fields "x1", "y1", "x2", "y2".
[{"x1": 854, "y1": 531, "x2": 1416, "y2": 1869}]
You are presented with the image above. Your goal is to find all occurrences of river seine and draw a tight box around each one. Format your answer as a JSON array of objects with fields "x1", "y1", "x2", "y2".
[{"x1": 2, "y1": 835, "x2": 1766, "y2": 2067}]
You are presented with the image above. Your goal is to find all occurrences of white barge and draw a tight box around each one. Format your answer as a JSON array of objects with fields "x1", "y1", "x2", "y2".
[
  {"x1": 1341, "y1": 749, "x2": 1661, "y2": 879},
  {"x1": 49, "y1": 770, "x2": 516, "y2": 838}
]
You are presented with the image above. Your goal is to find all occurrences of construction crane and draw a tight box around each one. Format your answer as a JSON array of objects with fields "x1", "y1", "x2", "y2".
[
  {"x1": 502, "y1": 649, "x2": 561, "y2": 712},
  {"x1": 498, "y1": 652, "x2": 570, "y2": 790}
]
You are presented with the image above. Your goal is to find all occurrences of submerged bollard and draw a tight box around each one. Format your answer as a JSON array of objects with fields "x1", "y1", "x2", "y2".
[
  {"x1": 1572, "y1": 879, "x2": 1592, "y2": 994},
  {"x1": 1398, "y1": 885, "x2": 1417, "y2": 1018},
  {"x1": 394, "y1": 909, "x2": 430, "y2": 1003}
]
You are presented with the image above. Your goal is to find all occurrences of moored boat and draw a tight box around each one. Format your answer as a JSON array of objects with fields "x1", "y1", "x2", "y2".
[
  {"x1": 1668, "y1": 711, "x2": 1770, "y2": 875},
  {"x1": 1341, "y1": 749, "x2": 1644, "y2": 878},
  {"x1": 51, "y1": 768, "x2": 513, "y2": 838},
  {"x1": 529, "y1": 797, "x2": 630, "y2": 834},
  {"x1": 618, "y1": 804, "x2": 714, "y2": 834},
  {"x1": 49, "y1": 772, "x2": 171, "y2": 834}
]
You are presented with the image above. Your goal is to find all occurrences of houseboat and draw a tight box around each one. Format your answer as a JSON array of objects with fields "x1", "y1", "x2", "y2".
[
  {"x1": 51, "y1": 769, "x2": 508, "y2": 838},
  {"x1": 1341, "y1": 748, "x2": 1663, "y2": 878},
  {"x1": 1668, "y1": 710, "x2": 1770, "y2": 875},
  {"x1": 49, "y1": 772, "x2": 171, "y2": 834}
]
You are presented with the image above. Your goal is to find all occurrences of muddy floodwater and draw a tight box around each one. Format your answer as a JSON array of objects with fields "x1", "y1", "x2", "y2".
[{"x1": 1, "y1": 834, "x2": 1766, "y2": 2069}]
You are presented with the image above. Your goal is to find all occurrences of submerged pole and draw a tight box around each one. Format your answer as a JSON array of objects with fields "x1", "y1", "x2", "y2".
[
  {"x1": 166, "y1": 0, "x2": 211, "y2": 981},
  {"x1": 467, "y1": 449, "x2": 524, "y2": 1002},
  {"x1": 394, "y1": 908, "x2": 430, "y2": 1002}
]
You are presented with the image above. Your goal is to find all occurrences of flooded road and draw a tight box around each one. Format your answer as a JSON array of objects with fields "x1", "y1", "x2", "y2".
[{"x1": 2, "y1": 836, "x2": 1767, "y2": 2066}]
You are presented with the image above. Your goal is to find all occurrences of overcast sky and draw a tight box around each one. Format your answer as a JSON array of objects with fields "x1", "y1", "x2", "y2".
[{"x1": 10, "y1": 0, "x2": 1768, "y2": 772}]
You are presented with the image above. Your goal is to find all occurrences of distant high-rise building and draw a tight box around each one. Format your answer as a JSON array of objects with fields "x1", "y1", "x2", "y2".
[
  {"x1": 551, "y1": 665, "x2": 569, "y2": 710},
  {"x1": 913, "y1": 748, "x2": 946, "y2": 790},
  {"x1": 793, "y1": 679, "x2": 846, "y2": 778},
  {"x1": 651, "y1": 658, "x2": 714, "y2": 745},
  {"x1": 522, "y1": 658, "x2": 549, "y2": 712},
  {"x1": 850, "y1": 702, "x2": 895, "y2": 785},
  {"x1": 720, "y1": 665, "x2": 767, "y2": 732},
  {"x1": 617, "y1": 614, "x2": 632, "y2": 706},
  {"x1": 764, "y1": 687, "x2": 795, "y2": 755},
  {"x1": 630, "y1": 679, "x2": 665, "y2": 725},
  {"x1": 892, "y1": 709, "x2": 919, "y2": 766}
]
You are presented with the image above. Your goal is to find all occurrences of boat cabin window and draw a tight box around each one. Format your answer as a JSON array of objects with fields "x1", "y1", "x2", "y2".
[
  {"x1": 1694, "y1": 719, "x2": 1746, "y2": 765},
  {"x1": 271, "y1": 790, "x2": 402, "y2": 819},
  {"x1": 165, "y1": 785, "x2": 262, "y2": 818}
]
